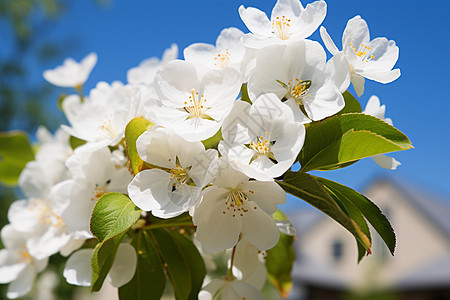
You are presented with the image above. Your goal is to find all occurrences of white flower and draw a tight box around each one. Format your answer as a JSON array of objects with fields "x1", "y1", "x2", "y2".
[
  {"x1": 128, "y1": 127, "x2": 217, "y2": 218},
  {"x1": 63, "y1": 243, "x2": 137, "y2": 288},
  {"x1": 193, "y1": 160, "x2": 285, "y2": 252},
  {"x1": 239, "y1": 0, "x2": 326, "y2": 48},
  {"x1": 184, "y1": 27, "x2": 253, "y2": 78},
  {"x1": 200, "y1": 279, "x2": 265, "y2": 300},
  {"x1": 62, "y1": 81, "x2": 147, "y2": 149},
  {"x1": 150, "y1": 60, "x2": 242, "y2": 142},
  {"x1": 43, "y1": 52, "x2": 97, "y2": 88},
  {"x1": 127, "y1": 44, "x2": 178, "y2": 85},
  {"x1": 219, "y1": 94, "x2": 305, "y2": 181},
  {"x1": 363, "y1": 95, "x2": 401, "y2": 170},
  {"x1": 247, "y1": 40, "x2": 350, "y2": 123},
  {"x1": 320, "y1": 16, "x2": 400, "y2": 96},
  {"x1": 9, "y1": 162, "x2": 73, "y2": 259},
  {"x1": 35, "y1": 126, "x2": 72, "y2": 184},
  {"x1": 0, "y1": 225, "x2": 48, "y2": 299},
  {"x1": 61, "y1": 146, "x2": 132, "y2": 239}
]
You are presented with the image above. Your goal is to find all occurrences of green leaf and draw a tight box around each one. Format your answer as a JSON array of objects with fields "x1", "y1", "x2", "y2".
[
  {"x1": 90, "y1": 193, "x2": 142, "y2": 242},
  {"x1": 69, "y1": 135, "x2": 86, "y2": 150},
  {"x1": 240, "y1": 83, "x2": 252, "y2": 104},
  {"x1": 0, "y1": 131, "x2": 34, "y2": 186},
  {"x1": 119, "y1": 231, "x2": 166, "y2": 300},
  {"x1": 316, "y1": 177, "x2": 396, "y2": 256},
  {"x1": 150, "y1": 228, "x2": 191, "y2": 300},
  {"x1": 90, "y1": 193, "x2": 142, "y2": 291},
  {"x1": 201, "y1": 128, "x2": 223, "y2": 150},
  {"x1": 266, "y1": 210, "x2": 296, "y2": 298},
  {"x1": 125, "y1": 117, "x2": 154, "y2": 176},
  {"x1": 299, "y1": 113, "x2": 412, "y2": 172},
  {"x1": 337, "y1": 91, "x2": 362, "y2": 115},
  {"x1": 90, "y1": 233, "x2": 125, "y2": 291},
  {"x1": 277, "y1": 172, "x2": 372, "y2": 257},
  {"x1": 170, "y1": 231, "x2": 206, "y2": 300},
  {"x1": 319, "y1": 181, "x2": 372, "y2": 262}
]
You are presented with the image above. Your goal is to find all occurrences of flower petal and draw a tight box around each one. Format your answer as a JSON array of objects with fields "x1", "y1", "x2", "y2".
[
  {"x1": 127, "y1": 169, "x2": 172, "y2": 211},
  {"x1": 194, "y1": 187, "x2": 242, "y2": 252},
  {"x1": 372, "y1": 154, "x2": 401, "y2": 170},
  {"x1": 6, "y1": 265, "x2": 36, "y2": 299},
  {"x1": 107, "y1": 243, "x2": 137, "y2": 288},
  {"x1": 238, "y1": 6, "x2": 272, "y2": 37},
  {"x1": 244, "y1": 181, "x2": 286, "y2": 214},
  {"x1": 241, "y1": 204, "x2": 279, "y2": 250},
  {"x1": 320, "y1": 26, "x2": 340, "y2": 55},
  {"x1": 0, "y1": 250, "x2": 27, "y2": 284},
  {"x1": 63, "y1": 249, "x2": 93, "y2": 287}
]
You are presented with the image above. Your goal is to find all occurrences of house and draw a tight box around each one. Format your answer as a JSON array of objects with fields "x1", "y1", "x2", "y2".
[{"x1": 285, "y1": 177, "x2": 450, "y2": 300}]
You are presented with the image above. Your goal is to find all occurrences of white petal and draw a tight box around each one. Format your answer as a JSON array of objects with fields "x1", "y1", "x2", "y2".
[
  {"x1": 372, "y1": 154, "x2": 401, "y2": 170},
  {"x1": 351, "y1": 73, "x2": 365, "y2": 97},
  {"x1": 320, "y1": 26, "x2": 340, "y2": 55},
  {"x1": 6, "y1": 265, "x2": 36, "y2": 299},
  {"x1": 233, "y1": 238, "x2": 259, "y2": 280},
  {"x1": 231, "y1": 281, "x2": 266, "y2": 300},
  {"x1": 0, "y1": 250, "x2": 27, "y2": 284},
  {"x1": 363, "y1": 95, "x2": 386, "y2": 119},
  {"x1": 342, "y1": 15, "x2": 370, "y2": 50},
  {"x1": 360, "y1": 68, "x2": 401, "y2": 84},
  {"x1": 63, "y1": 249, "x2": 93, "y2": 287},
  {"x1": 291, "y1": 0, "x2": 327, "y2": 39},
  {"x1": 136, "y1": 128, "x2": 175, "y2": 169},
  {"x1": 305, "y1": 84, "x2": 344, "y2": 121},
  {"x1": 194, "y1": 187, "x2": 242, "y2": 252},
  {"x1": 241, "y1": 205, "x2": 280, "y2": 250},
  {"x1": 272, "y1": 0, "x2": 302, "y2": 18},
  {"x1": 1, "y1": 225, "x2": 28, "y2": 250},
  {"x1": 60, "y1": 181, "x2": 95, "y2": 238},
  {"x1": 221, "y1": 100, "x2": 252, "y2": 144},
  {"x1": 127, "y1": 169, "x2": 172, "y2": 211},
  {"x1": 216, "y1": 27, "x2": 245, "y2": 52},
  {"x1": 7, "y1": 199, "x2": 43, "y2": 233},
  {"x1": 183, "y1": 43, "x2": 217, "y2": 68},
  {"x1": 107, "y1": 243, "x2": 137, "y2": 288},
  {"x1": 244, "y1": 181, "x2": 286, "y2": 214},
  {"x1": 238, "y1": 6, "x2": 272, "y2": 37},
  {"x1": 27, "y1": 226, "x2": 71, "y2": 260},
  {"x1": 18, "y1": 161, "x2": 52, "y2": 198},
  {"x1": 325, "y1": 52, "x2": 351, "y2": 93},
  {"x1": 60, "y1": 238, "x2": 85, "y2": 257}
]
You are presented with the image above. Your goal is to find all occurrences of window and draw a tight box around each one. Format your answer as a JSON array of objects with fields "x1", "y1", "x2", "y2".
[{"x1": 331, "y1": 239, "x2": 344, "y2": 262}]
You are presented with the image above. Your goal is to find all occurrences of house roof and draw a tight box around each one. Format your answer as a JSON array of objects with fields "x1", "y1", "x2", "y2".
[{"x1": 371, "y1": 176, "x2": 450, "y2": 240}]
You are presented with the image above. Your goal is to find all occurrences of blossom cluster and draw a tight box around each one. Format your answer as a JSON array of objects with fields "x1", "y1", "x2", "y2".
[{"x1": 0, "y1": 0, "x2": 401, "y2": 298}]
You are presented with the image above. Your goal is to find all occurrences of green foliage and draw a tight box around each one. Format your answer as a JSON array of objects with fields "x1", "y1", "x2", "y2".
[
  {"x1": 240, "y1": 83, "x2": 252, "y2": 104},
  {"x1": 201, "y1": 128, "x2": 223, "y2": 150},
  {"x1": 316, "y1": 178, "x2": 396, "y2": 255},
  {"x1": 119, "y1": 230, "x2": 166, "y2": 300},
  {"x1": 298, "y1": 113, "x2": 412, "y2": 172},
  {"x1": 170, "y1": 231, "x2": 206, "y2": 300},
  {"x1": 266, "y1": 210, "x2": 296, "y2": 298},
  {"x1": 150, "y1": 228, "x2": 195, "y2": 300},
  {"x1": 278, "y1": 172, "x2": 373, "y2": 260},
  {"x1": 90, "y1": 192, "x2": 142, "y2": 291},
  {"x1": 338, "y1": 91, "x2": 362, "y2": 115},
  {"x1": 0, "y1": 130, "x2": 34, "y2": 186},
  {"x1": 124, "y1": 117, "x2": 154, "y2": 175}
]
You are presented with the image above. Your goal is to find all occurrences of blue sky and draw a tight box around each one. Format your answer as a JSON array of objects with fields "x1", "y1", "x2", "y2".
[{"x1": 30, "y1": 0, "x2": 450, "y2": 209}]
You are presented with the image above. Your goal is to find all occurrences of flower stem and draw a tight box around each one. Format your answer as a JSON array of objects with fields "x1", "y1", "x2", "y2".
[{"x1": 226, "y1": 245, "x2": 237, "y2": 280}]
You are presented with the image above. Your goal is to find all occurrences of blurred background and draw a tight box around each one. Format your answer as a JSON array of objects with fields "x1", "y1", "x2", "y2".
[{"x1": 0, "y1": 0, "x2": 449, "y2": 299}]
